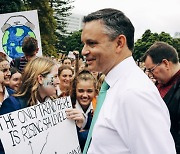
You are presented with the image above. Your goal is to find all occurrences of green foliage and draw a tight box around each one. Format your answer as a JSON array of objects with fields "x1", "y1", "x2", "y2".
[
  {"x1": 50, "y1": 0, "x2": 74, "y2": 32},
  {"x1": 1, "y1": 1, "x2": 179, "y2": 60},
  {"x1": 64, "y1": 30, "x2": 84, "y2": 58},
  {"x1": 133, "y1": 29, "x2": 180, "y2": 61},
  {"x1": 172, "y1": 38, "x2": 180, "y2": 58},
  {"x1": 0, "y1": 0, "x2": 74, "y2": 57},
  {"x1": 50, "y1": 0, "x2": 74, "y2": 56},
  {"x1": 0, "y1": 0, "x2": 24, "y2": 13},
  {"x1": 23, "y1": 0, "x2": 57, "y2": 56}
]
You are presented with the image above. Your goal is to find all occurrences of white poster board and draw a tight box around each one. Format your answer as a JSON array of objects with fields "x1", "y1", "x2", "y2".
[
  {"x1": 0, "y1": 97, "x2": 81, "y2": 154},
  {"x1": 0, "y1": 10, "x2": 42, "y2": 60}
]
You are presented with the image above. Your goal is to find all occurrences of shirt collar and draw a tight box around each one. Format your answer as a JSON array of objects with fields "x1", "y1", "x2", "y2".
[
  {"x1": 105, "y1": 56, "x2": 137, "y2": 88},
  {"x1": 75, "y1": 100, "x2": 93, "y2": 114}
]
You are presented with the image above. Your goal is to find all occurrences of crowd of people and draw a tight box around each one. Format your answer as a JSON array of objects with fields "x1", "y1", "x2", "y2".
[
  {"x1": 0, "y1": 35, "x2": 105, "y2": 153},
  {"x1": 0, "y1": 8, "x2": 179, "y2": 154}
]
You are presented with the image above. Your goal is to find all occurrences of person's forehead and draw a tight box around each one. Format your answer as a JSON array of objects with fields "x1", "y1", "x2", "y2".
[
  {"x1": 0, "y1": 61, "x2": 10, "y2": 68},
  {"x1": 144, "y1": 56, "x2": 155, "y2": 69},
  {"x1": 61, "y1": 69, "x2": 73, "y2": 75},
  {"x1": 11, "y1": 72, "x2": 22, "y2": 79},
  {"x1": 81, "y1": 20, "x2": 105, "y2": 39},
  {"x1": 145, "y1": 56, "x2": 153, "y2": 64},
  {"x1": 64, "y1": 59, "x2": 71, "y2": 63},
  {"x1": 76, "y1": 80, "x2": 95, "y2": 88}
]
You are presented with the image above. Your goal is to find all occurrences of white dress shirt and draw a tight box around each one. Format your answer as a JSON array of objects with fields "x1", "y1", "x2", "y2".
[{"x1": 88, "y1": 56, "x2": 176, "y2": 154}]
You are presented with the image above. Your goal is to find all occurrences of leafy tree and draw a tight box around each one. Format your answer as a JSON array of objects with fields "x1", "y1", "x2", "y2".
[
  {"x1": 133, "y1": 30, "x2": 157, "y2": 60},
  {"x1": 23, "y1": 0, "x2": 57, "y2": 56},
  {"x1": 0, "y1": 0, "x2": 24, "y2": 13},
  {"x1": 50, "y1": 0, "x2": 74, "y2": 32},
  {"x1": 158, "y1": 32, "x2": 173, "y2": 45},
  {"x1": 50, "y1": 0, "x2": 74, "y2": 55},
  {"x1": 0, "y1": 0, "x2": 75, "y2": 57},
  {"x1": 64, "y1": 30, "x2": 84, "y2": 58},
  {"x1": 133, "y1": 29, "x2": 180, "y2": 61},
  {"x1": 172, "y1": 38, "x2": 180, "y2": 59}
]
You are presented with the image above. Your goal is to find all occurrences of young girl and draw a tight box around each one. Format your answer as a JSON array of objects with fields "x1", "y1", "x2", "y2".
[
  {"x1": 66, "y1": 69, "x2": 97, "y2": 152},
  {"x1": 0, "y1": 57, "x2": 60, "y2": 114},
  {"x1": 0, "y1": 57, "x2": 12, "y2": 106},
  {"x1": 57, "y1": 65, "x2": 73, "y2": 97},
  {"x1": 0, "y1": 57, "x2": 60, "y2": 153},
  {"x1": 7, "y1": 67, "x2": 22, "y2": 92}
]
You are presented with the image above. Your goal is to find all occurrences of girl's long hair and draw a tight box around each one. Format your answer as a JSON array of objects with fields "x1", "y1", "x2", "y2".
[{"x1": 14, "y1": 57, "x2": 56, "y2": 106}]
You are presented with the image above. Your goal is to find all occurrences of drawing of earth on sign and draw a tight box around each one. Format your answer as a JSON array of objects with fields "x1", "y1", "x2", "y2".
[
  {"x1": 1, "y1": 15, "x2": 36, "y2": 59},
  {"x1": 2, "y1": 25, "x2": 36, "y2": 59}
]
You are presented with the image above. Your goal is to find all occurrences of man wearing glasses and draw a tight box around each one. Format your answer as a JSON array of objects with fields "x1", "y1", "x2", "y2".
[{"x1": 143, "y1": 41, "x2": 180, "y2": 154}]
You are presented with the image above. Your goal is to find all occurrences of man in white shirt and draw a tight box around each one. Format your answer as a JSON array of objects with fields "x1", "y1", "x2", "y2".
[{"x1": 81, "y1": 8, "x2": 176, "y2": 154}]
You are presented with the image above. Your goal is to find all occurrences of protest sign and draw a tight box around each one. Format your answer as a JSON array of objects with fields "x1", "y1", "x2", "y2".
[
  {"x1": 0, "y1": 97, "x2": 81, "y2": 154},
  {"x1": 0, "y1": 10, "x2": 42, "y2": 60}
]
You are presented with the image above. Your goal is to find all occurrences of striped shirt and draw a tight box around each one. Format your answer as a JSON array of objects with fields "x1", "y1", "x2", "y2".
[{"x1": 10, "y1": 56, "x2": 28, "y2": 73}]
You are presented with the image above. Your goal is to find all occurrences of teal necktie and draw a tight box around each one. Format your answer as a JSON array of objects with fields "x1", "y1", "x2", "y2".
[{"x1": 83, "y1": 81, "x2": 110, "y2": 154}]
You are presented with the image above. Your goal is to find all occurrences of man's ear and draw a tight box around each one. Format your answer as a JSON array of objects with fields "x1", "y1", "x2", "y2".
[
  {"x1": 37, "y1": 74, "x2": 43, "y2": 85},
  {"x1": 162, "y1": 59, "x2": 170, "y2": 70},
  {"x1": 116, "y1": 35, "x2": 126, "y2": 53}
]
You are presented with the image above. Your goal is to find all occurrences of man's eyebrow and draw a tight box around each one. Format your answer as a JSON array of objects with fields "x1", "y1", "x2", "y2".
[{"x1": 86, "y1": 39, "x2": 98, "y2": 43}]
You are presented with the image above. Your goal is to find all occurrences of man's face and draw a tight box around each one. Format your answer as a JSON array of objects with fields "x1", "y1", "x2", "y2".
[
  {"x1": 81, "y1": 20, "x2": 117, "y2": 75},
  {"x1": 144, "y1": 56, "x2": 168, "y2": 84}
]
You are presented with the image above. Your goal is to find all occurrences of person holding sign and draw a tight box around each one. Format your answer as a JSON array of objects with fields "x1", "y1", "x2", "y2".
[
  {"x1": 68, "y1": 69, "x2": 97, "y2": 152},
  {"x1": 0, "y1": 57, "x2": 60, "y2": 153},
  {"x1": 81, "y1": 8, "x2": 176, "y2": 154}
]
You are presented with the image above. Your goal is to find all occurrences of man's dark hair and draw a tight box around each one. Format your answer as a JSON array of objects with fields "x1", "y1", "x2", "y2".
[
  {"x1": 22, "y1": 36, "x2": 38, "y2": 56},
  {"x1": 83, "y1": 8, "x2": 135, "y2": 51},
  {"x1": 142, "y1": 41, "x2": 179, "y2": 64}
]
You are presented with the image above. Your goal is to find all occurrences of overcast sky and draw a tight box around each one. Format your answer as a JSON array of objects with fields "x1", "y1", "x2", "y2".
[{"x1": 71, "y1": 0, "x2": 180, "y2": 39}]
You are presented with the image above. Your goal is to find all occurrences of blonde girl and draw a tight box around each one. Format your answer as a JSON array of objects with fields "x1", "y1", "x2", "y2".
[{"x1": 0, "y1": 57, "x2": 60, "y2": 113}]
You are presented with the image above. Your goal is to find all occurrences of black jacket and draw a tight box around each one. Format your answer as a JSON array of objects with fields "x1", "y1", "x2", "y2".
[{"x1": 163, "y1": 77, "x2": 180, "y2": 154}]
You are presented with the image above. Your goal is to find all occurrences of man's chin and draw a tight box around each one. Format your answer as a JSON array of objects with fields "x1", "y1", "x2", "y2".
[{"x1": 87, "y1": 65, "x2": 97, "y2": 72}]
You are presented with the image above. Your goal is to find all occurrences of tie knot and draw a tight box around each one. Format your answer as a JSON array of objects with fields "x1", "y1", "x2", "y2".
[{"x1": 100, "y1": 81, "x2": 110, "y2": 92}]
